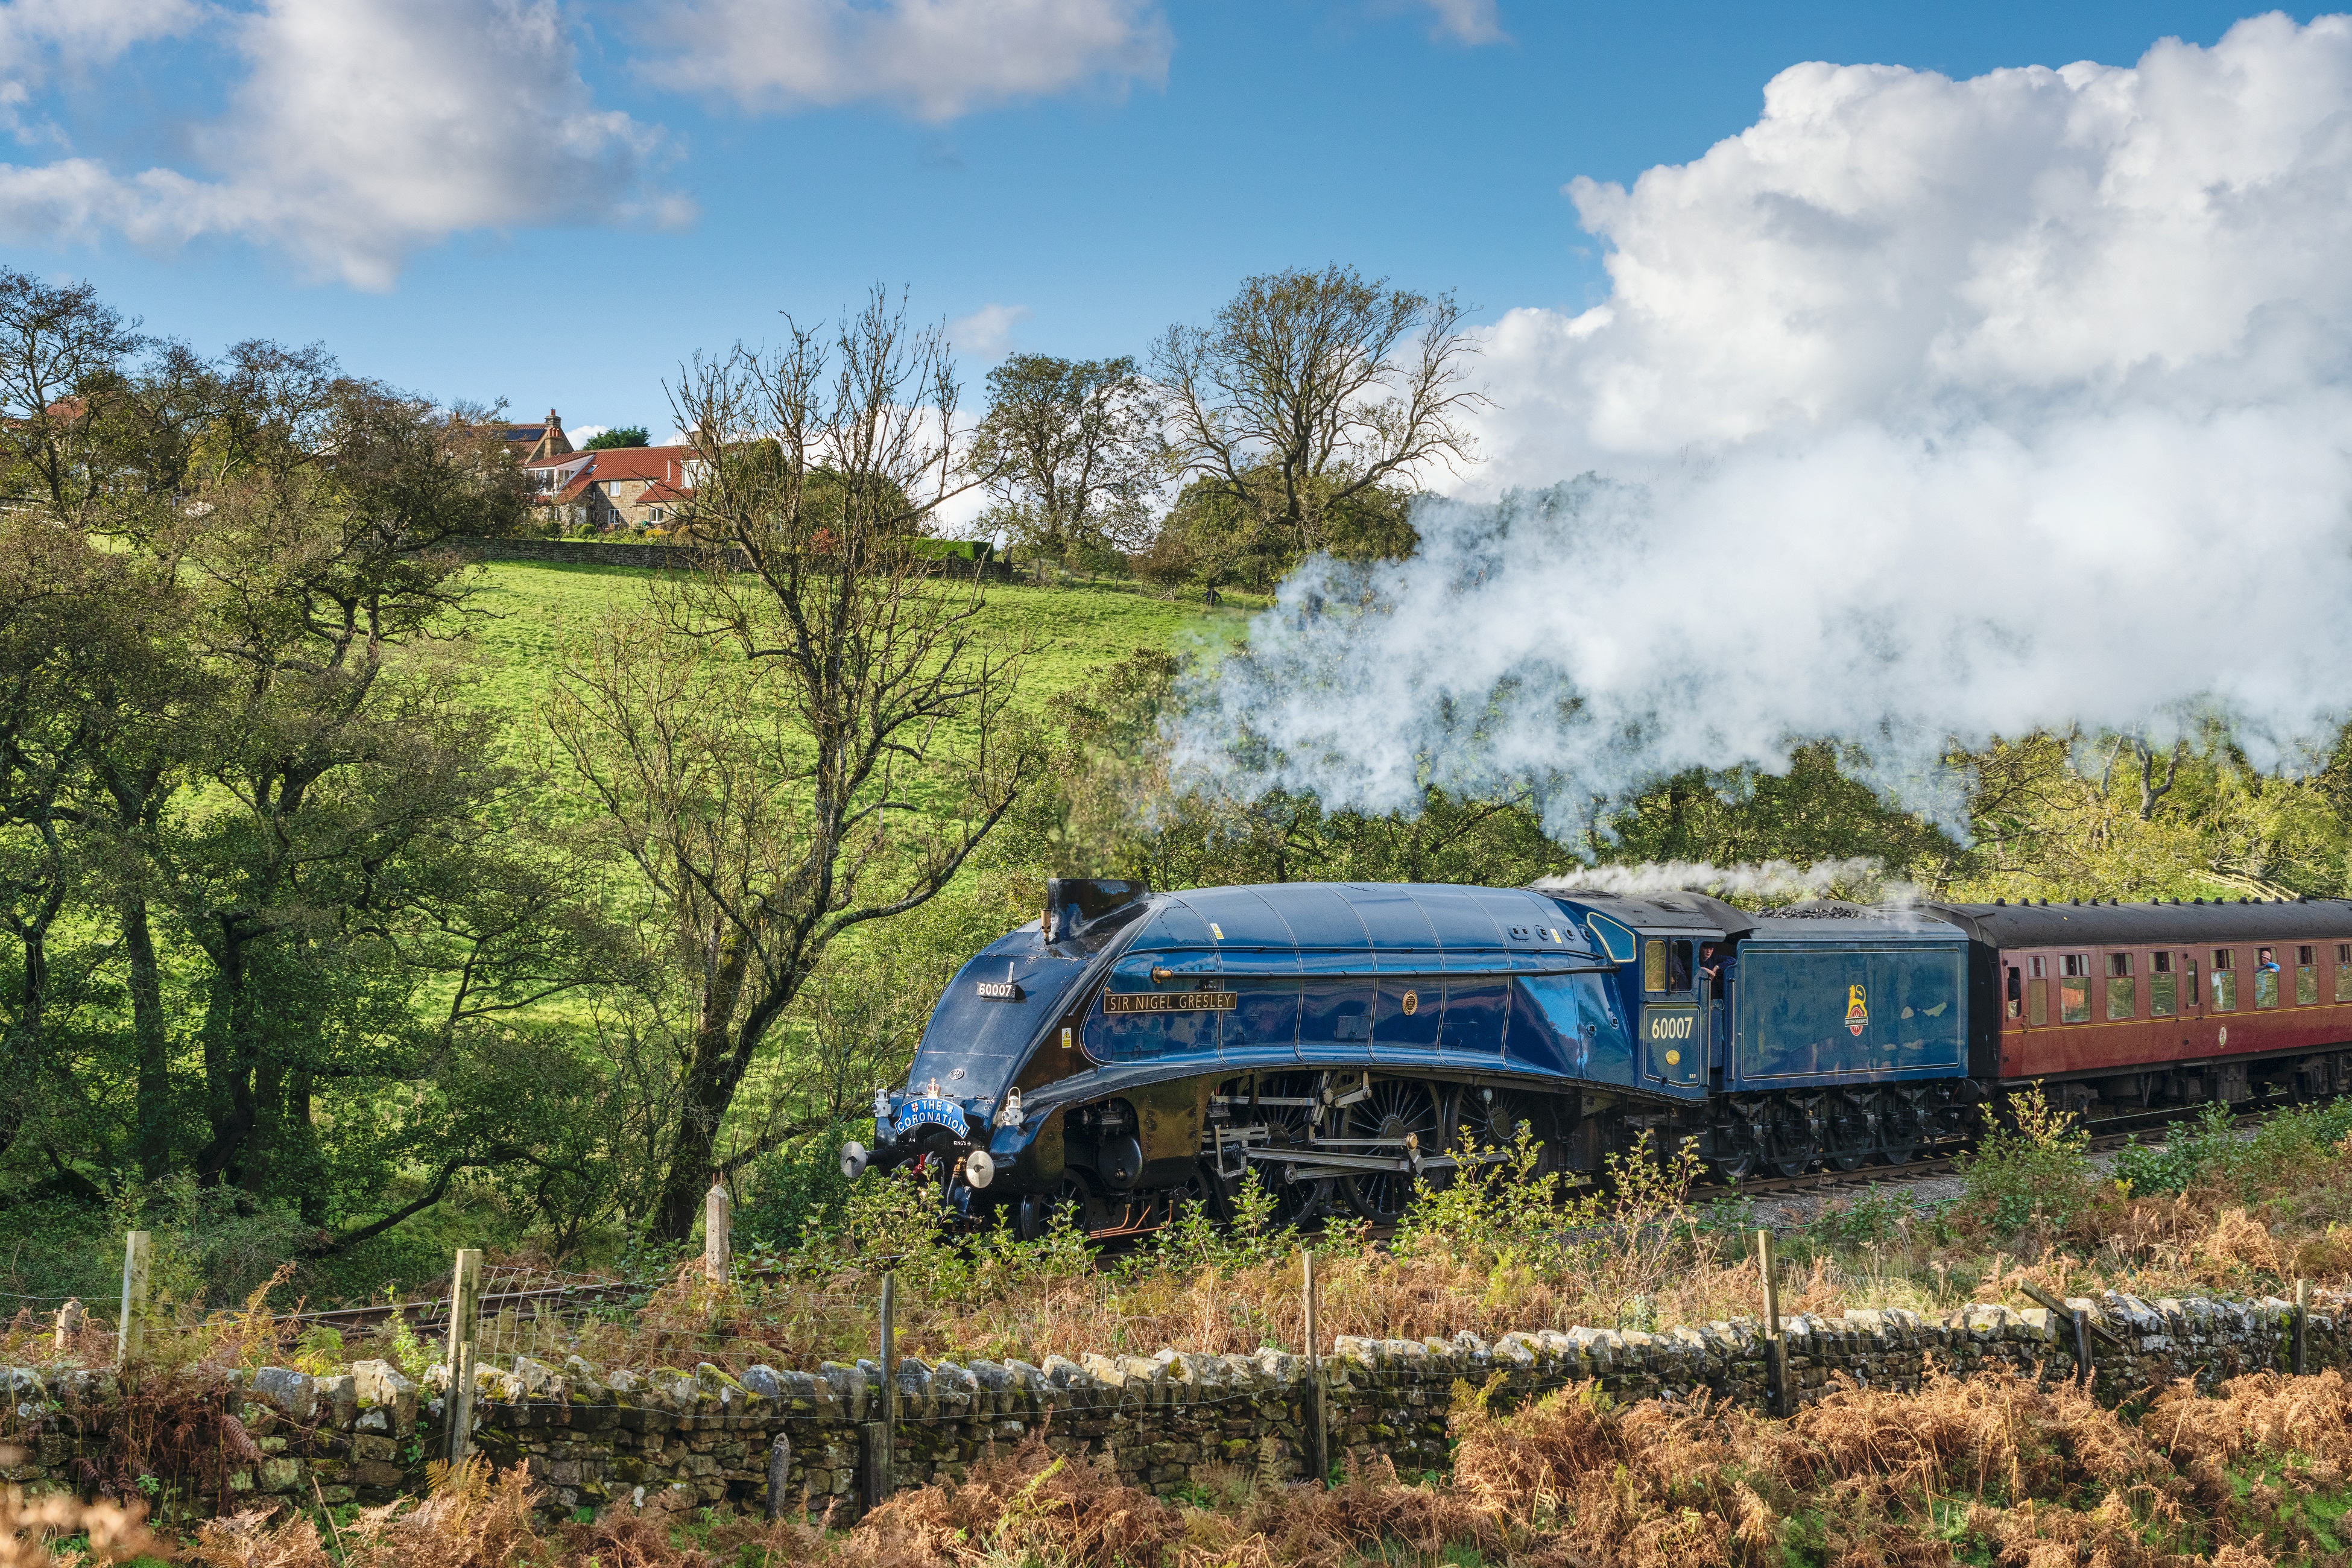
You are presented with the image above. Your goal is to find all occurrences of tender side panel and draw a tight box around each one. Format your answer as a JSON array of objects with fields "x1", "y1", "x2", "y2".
[
  {"x1": 1730, "y1": 941, "x2": 1968, "y2": 1090},
  {"x1": 1997, "y1": 932, "x2": 2352, "y2": 1080}
]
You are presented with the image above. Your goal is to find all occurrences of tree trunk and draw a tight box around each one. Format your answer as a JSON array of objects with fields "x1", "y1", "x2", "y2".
[
  {"x1": 125, "y1": 896, "x2": 172, "y2": 1179},
  {"x1": 194, "y1": 931, "x2": 259, "y2": 1186},
  {"x1": 651, "y1": 951, "x2": 754, "y2": 1243}
]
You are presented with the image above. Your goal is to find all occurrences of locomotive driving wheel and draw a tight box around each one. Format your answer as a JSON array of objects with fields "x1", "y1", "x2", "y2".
[
  {"x1": 1341, "y1": 1078, "x2": 1446, "y2": 1224},
  {"x1": 1460, "y1": 1086, "x2": 1540, "y2": 1156},
  {"x1": 1241, "y1": 1072, "x2": 1330, "y2": 1225}
]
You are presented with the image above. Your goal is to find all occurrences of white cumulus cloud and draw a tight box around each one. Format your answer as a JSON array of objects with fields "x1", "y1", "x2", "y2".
[
  {"x1": 1180, "y1": 13, "x2": 2352, "y2": 833},
  {"x1": 0, "y1": 0, "x2": 687, "y2": 289},
  {"x1": 949, "y1": 302, "x2": 1032, "y2": 358},
  {"x1": 645, "y1": 0, "x2": 1172, "y2": 120},
  {"x1": 1419, "y1": 0, "x2": 1504, "y2": 46}
]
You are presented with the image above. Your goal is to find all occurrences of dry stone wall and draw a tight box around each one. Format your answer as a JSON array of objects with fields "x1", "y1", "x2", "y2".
[{"x1": 0, "y1": 1290, "x2": 2335, "y2": 1523}]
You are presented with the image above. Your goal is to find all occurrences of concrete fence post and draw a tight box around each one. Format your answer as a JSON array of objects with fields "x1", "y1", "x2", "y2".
[
  {"x1": 859, "y1": 1269, "x2": 895, "y2": 1511},
  {"x1": 444, "y1": 1248, "x2": 483, "y2": 1466},
  {"x1": 704, "y1": 1180, "x2": 731, "y2": 1282},
  {"x1": 765, "y1": 1431, "x2": 792, "y2": 1522},
  {"x1": 114, "y1": 1233, "x2": 151, "y2": 1370}
]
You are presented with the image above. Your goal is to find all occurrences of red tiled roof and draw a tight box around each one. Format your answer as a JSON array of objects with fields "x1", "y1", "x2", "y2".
[
  {"x1": 638, "y1": 480, "x2": 694, "y2": 504},
  {"x1": 564, "y1": 445, "x2": 691, "y2": 483}
]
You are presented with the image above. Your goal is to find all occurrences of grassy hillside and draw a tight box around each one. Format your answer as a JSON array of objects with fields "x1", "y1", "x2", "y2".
[{"x1": 458, "y1": 560, "x2": 1250, "y2": 721}]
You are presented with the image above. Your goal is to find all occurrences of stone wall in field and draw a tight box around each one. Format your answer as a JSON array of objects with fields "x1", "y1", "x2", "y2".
[
  {"x1": 449, "y1": 537, "x2": 1011, "y2": 578},
  {"x1": 0, "y1": 1289, "x2": 2336, "y2": 1524}
]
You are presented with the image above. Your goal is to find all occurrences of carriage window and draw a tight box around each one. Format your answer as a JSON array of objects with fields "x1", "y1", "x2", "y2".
[
  {"x1": 2339, "y1": 943, "x2": 2352, "y2": 1004},
  {"x1": 2005, "y1": 965, "x2": 2022, "y2": 1018},
  {"x1": 2212, "y1": 949, "x2": 2237, "y2": 1011},
  {"x1": 2060, "y1": 953, "x2": 2091, "y2": 1023},
  {"x1": 2188, "y1": 957, "x2": 2201, "y2": 1008},
  {"x1": 2297, "y1": 945, "x2": 2318, "y2": 1005},
  {"x1": 2105, "y1": 952, "x2": 2136, "y2": 1020},
  {"x1": 2150, "y1": 950, "x2": 2177, "y2": 1017},
  {"x1": 2256, "y1": 947, "x2": 2280, "y2": 1010},
  {"x1": 2031, "y1": 956, "x2": 2046, "y2": 978},
  {"x1": 1643, "y1": 940, "x2": 1666, "y2": 994}
]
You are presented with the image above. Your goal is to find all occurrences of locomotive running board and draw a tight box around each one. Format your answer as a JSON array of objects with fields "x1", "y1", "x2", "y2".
[{"x1": 1238, "y1": 1146, "x2": 1517, "y2": 1178}]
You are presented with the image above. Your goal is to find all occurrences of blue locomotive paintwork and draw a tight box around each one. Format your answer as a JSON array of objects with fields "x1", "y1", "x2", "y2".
[
  {"x1": 863, "y1": 877, "x2": 2352, "y2": 1220},
  {"x1": 887, "y1": 882, "x2": 1632, "y2": 1147},
  {"x1": 1539, "y1": 896, "x2": 1973, "y2": 1096},
  {"x1": 1729, "y1": 929, "x2": 1967, "y2": 1089},
  {"x1": 1083, "y1": 882, "x2": 1614, "y2": 1073}
]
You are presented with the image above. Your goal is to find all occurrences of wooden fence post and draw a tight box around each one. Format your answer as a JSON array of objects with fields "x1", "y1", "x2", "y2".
[
  {"x1": 873, "y1": 1270, "x2": 896, "y2": 1503},
  {"x1": 1303, "y1": 1250, "x2": 1329, "y2": 1488},
  {"x1": 1756, "y1": 1230, "x2": 1785, "y2": 1417},
  {"x1": 114, "y1": 1232, "x2": 151, "y2": 1370},
  {"x1": 444, "y1": 1248, "x2": 483, "y2": 1466},
  {"x1": 705, "y1": 1180, "x2": 731, "y2": 1282},
  {"x1": 2295, "y1": 1279, "x2": 2310, "y2": 1376}
]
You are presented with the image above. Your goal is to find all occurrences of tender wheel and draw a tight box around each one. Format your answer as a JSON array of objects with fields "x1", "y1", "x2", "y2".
[
  {"x1": 1876, "y1": 1091, "x2": 1923, "y2": 1166},
  {"x1": 1822, "y1": 1093, "x2": 1873, "y2": 1172},
  {"x1": 1341, "y1": 1078, "x2": 1445, "y2": 1224},
  {"x1": 1763, "y1": 1099, "x2": 1816, "y2": 1179},
  {"x1": 1712, "y1": 1101, "x2": 1766, "y2": 1183}
]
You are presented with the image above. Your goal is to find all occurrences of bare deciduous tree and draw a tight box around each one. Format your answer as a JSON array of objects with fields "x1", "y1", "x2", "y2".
[
  {"x1": 1152, "y1": 264, "x2": 1485, "y2": 561},
  {"x1": 550, "y1": 289, "x2": 1041, "y2": 1243}
]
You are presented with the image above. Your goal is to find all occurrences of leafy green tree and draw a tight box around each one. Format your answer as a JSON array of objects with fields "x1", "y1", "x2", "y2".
[
  {"x1": 585, "y1": 425, "x2": 651, "y2": 449},
  {"x1": 971, "y1": 354, "x2": 1157, "y2": 572}
]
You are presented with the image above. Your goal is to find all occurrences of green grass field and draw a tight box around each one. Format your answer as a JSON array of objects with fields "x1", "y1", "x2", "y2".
[{"x1": 457, "y1": 560, "x2": 1250, "y2": 719}]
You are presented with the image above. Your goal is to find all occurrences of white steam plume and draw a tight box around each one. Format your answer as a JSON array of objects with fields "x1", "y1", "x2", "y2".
[
  {"x1": 1175, "y1": 14, "x2": 2352, "y2": 835},
  {"x1": 1533, "y1": 858, "x2": 1915, "y2": 904}
]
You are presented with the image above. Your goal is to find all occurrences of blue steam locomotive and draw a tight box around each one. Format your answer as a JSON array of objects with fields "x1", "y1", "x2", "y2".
[{"x1": 840, "y1": 877, "x2": 2352, "y2": 1233}]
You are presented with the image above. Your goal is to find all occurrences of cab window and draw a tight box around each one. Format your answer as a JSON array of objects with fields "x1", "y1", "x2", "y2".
[
  {"x1": 1643, "y1": 940, "x2": 1667, "y2": 993},
  {"x1": 1668, "y1": 939, "x2": 1694, "y2": 991}
]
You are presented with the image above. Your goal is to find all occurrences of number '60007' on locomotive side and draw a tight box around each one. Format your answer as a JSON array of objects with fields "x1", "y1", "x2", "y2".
[{"x1": 839, "y1": 878, "x2": 2352, "y2": 1234}]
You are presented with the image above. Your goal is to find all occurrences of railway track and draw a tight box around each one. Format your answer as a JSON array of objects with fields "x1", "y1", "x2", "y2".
[
  {"x1": 1090, "y1": 1095, "x2": 2295, "y2": 1248},
  {"x1": 1692, "y1": 1096, "x2": 2278, "y2": 1204}
]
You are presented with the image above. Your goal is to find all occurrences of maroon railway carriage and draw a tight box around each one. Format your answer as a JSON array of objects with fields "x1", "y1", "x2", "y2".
[{"x1": 1929, "y1": 899, "x2": 2352, "y2": 1116}]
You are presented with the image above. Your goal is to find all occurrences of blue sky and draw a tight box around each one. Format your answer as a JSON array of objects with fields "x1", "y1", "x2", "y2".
[{"x1": 0, "y1": 1, "x2": 2305, "y2": 438}]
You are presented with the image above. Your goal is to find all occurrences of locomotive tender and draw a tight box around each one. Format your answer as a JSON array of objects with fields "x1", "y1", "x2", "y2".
[{"x1": 841, "y1": 878, "x2": 2352, "y2": 1234}]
